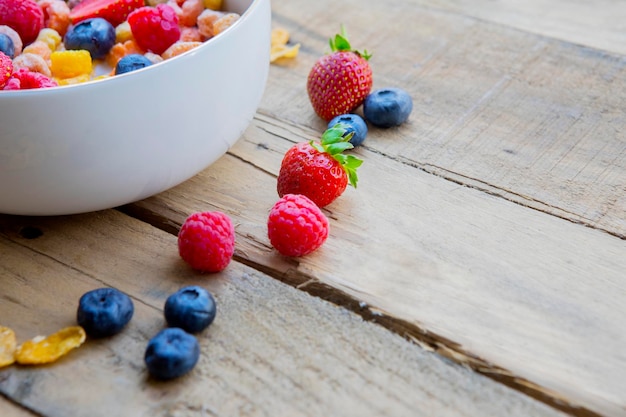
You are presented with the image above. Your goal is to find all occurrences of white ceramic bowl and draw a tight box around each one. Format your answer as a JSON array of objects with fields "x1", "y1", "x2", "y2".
[{"x1": 0, "y1": 0, "x2": 270, "y2": 216}]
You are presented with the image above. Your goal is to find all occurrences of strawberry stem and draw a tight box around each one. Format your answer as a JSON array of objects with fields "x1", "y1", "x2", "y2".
[
  {"x1": 328, "y1": 25, "x2": 372, "y2": 60},
  {"x1": 311, "y1": 123, "x2": 363, "y2": 188}
]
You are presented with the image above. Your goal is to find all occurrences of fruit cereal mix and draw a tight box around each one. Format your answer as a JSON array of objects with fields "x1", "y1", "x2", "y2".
[
  {"x1": 14, "y1": 326, "x2": 86, "y2": 365},
  {"x1": 0, "y1": 326, "x2": 17, "y2": 368},
  {"x1": 0, "y1": 0, "x2": 242, "y2": 90}
]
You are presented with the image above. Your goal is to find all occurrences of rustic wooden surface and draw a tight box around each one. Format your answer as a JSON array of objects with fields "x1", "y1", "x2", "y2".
[
  {"x1": 0, "y1": 212, "x2": 565, "y2": 417},
  {"x1": 2, "y1": 0, "x2": 626, "y2": 416}
]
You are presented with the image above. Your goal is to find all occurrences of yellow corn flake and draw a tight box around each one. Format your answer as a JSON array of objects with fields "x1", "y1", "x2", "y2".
[
  {"x1": 203, "y1": 0, "x2": 222, "y2": 10},
  {"x1": 115, "y1": 21, "x2": 133, "y2": 44},
  {"x1": 271, "y1": 28, "x2": 290, "y2": 46},
  {"x1": 0, "y1": 326, "x2": 17, "y2": 368},
  {"x1": 270, "y1": 27, "x2": 300, "y2": 63},
  {"x1": 51, "y1": 50, "x2": 92, "y2": 79},
  {"x1": 270, "y1": 43, "x2": 300, "y2": 63},
  {"x1": 36, "y1": 28, "x2": 62, "y2": 51},
  {"x1": 15, "y1": 326, "x2": 86, "y2": 365},
  {"x1": 56, "y1": 73, "x2": 91, "y2": 86},
  {"x1": 92, "y1": 74, "x2": 112, "y2": 82}
]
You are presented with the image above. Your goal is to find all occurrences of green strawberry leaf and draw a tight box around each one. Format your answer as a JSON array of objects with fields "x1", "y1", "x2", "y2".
[
  {"x1": 332, "y1": 34, "x2": 351, "y2": 52},
  {"x1": 344, "y1": 155, "x2": 362, "y2": 188},
  {"x1": 321, "y1": 125, "x2": 348, "y2": 144},
  {"x1": 326, "y1": 142, "x2": 354, "y2": 155},
  {"x1": 327, "y1": 25, "x2": 372, "y2": 60},
  {"x1": 317, "y1": 123, "x2": 364, "y2": 188}
]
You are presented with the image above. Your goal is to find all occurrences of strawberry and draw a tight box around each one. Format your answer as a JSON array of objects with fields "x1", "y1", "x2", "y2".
[
  {"x1": 307, "y1": 26, "x2": 373, "y2": 121},
  {"x1": 277, "y1": 124, "x2": 363, "y2": 208},
  {"x1": 0, "y1": 0, "x2": 44, "y2": 46},
  {"x1": 69, "y1": 0, "x2": 145, "y2": 27}
]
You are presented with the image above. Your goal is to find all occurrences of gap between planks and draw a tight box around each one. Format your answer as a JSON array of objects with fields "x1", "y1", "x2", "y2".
[
  {"x1": 117, "y1": 156, "x2": 603, "y2": 417},
  {"x1": 119, "y1": 204, "x2": 603, "y2": 417}
]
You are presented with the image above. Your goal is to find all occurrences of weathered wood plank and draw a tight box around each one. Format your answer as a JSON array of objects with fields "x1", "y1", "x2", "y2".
[
  {"x1": 125, "y1": 113, "x2": 626, "y2": 416},
  {"x1": 416, "y1": 0, "x2": 626, "y2": 56},
  {"x1": 269, "y1": 0, "x2": 626, "y2": 238},
  {"x1": 0, "y1": 211, "x2": 565, "y2": 417},
  {"x1": 0, "y1": 395, "x2": 38, "y2": 417}
]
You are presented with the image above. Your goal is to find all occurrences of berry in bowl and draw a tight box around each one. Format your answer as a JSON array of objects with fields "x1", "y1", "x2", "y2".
[{"x1": 0, "y1": 0, "x2": 271, "y2": 215}]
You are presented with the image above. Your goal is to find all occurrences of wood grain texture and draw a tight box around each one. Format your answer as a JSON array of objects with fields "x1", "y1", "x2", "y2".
[
  {"x1": 0, "y1": 395, "x2": 38, "y2": 417},
  {"x1": 269, "y1": 0, "x2": 626, "y2": 238},
  {"x1": 0, "y1": 212, "x2": 565, "y2": 417},
  {"x1": 416, "y1": 0, "x2": 626, "y2": 56},
  {"x1": 125, "y1": 113, "x2": 626, "y2": 417}
]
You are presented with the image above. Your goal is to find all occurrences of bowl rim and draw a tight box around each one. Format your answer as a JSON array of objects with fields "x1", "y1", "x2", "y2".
[{"x1": 0, "y1": 0, "x2": 264, "y2": 97}]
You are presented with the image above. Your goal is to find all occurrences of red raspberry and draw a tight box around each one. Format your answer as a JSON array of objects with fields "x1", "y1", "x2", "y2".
[
  {"x1": 0, "y1": 0, "x2": 45, "y2": 45},
  {"x1": 178, "y1": 211, "x2": 235, "y2": 273},
  {"x1": 3, "y1": 67, "x2": 57, "y2": 90},
  {"x1": 0, "y1": 51, "x2": 12, "y2": 89},
  {"x1": 267, "y1": 194, "x2": 330, "y2": 257},
  {"x1": 127, "y1": 4, "x2": 180, "y2": 55}
]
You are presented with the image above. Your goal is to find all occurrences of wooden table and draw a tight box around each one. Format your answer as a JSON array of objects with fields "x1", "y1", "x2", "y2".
[{"x1": 2, "y1": 1, "x2": 625, "y2": 416}]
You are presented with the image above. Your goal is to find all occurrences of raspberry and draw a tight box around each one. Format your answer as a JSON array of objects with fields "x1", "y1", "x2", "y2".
[
  {"x1": 3, "y1": 67, "x2": 57, "y2": 90},
  {"x1": 267, "y1": 194, "x2": 330, "y2": 257},
  {"x1": 127, "y1": 4, "x2": 181, "y2": 55},
  {"x1": 178, "y1": 211, "x2": 235, "y2": 273},
  {"x1": 0, "y1": 51, "x2": 12, "y2": 89},
  {"x1": 0, "y1": 0, "x2": 45, "y2": 46}
]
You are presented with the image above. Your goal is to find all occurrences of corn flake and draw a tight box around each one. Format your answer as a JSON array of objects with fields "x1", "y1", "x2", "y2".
[
  {"x1": 15, "y1": 326, "x2": 86, "y2": 365},
  {"x1": 0, "y1": 326, "x2": 17, "y2": 368},
  {"x1": 270, "y1": 28, "x2": 300, "y2": 63}
]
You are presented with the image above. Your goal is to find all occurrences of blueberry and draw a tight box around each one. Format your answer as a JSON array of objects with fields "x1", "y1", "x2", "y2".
[
  {"x1": 164, "y1": 286, "x2": 216, "y2": 333},
  {"x1": 0, "y1": 33, "x2": 15, "y2": 59},
  {"x1": 115, "y1": 54, "x2": 153, "y2": 75},
  {"x1": 328, "y1": 114, "x2": 368, "y2": 146},
  {"x1": 64, "y1": 18, "x2": 115, "y2": 59},
  {"x1": 145, "y1": 328, "x2": 200, "y2": 380},
  {"x1": 363, "y1": 87, "x2": 413, "y2": 128},
  {"x1": 77, "y1": 288, "x2": 134, "y2": 338}
]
